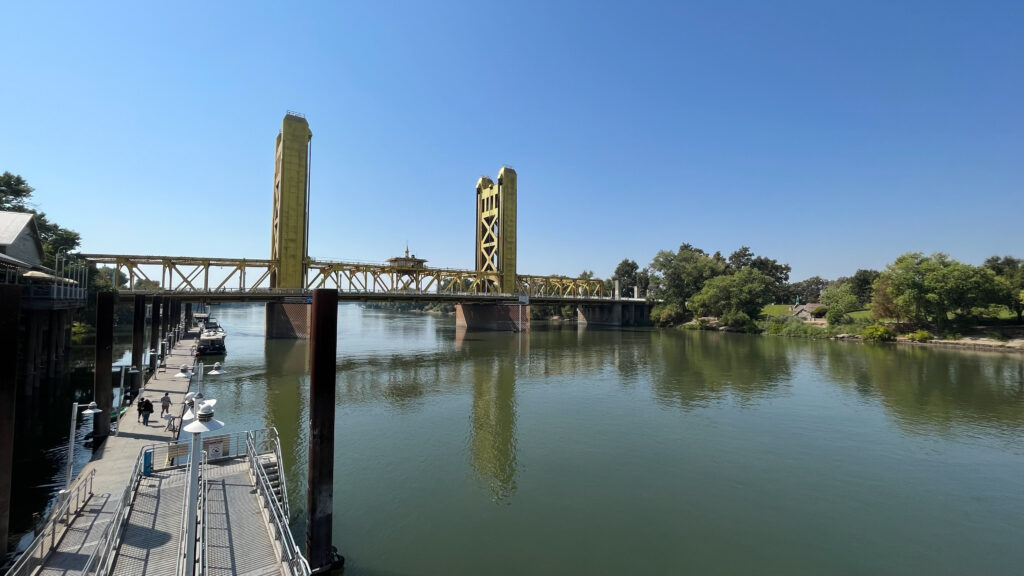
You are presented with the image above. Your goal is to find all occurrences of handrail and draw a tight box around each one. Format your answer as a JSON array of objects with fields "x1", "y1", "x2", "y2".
[
  {"x1": 246, "y1": 433, "x2": 311, "y2": 576},
  {"x1": 270, "y1": 429, "x2": 291, "y2": 520},
  {"x1": 5, "y1": 469, "x2": 95, "y2": 576},
  {"x1": 174, "y1": 443, "x2": 194, "y2": 576},
  {"x1": 80, "y1": 444, "x2": 149, "y2": 575},
  {"x1": 198, "y1": 449, "x2": 209, "y2": 576}
]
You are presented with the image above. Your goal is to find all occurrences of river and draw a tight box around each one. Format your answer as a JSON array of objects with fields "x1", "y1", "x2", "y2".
[{"x1": 13, "y1": 302, "x2": 1024, "y2": 574}]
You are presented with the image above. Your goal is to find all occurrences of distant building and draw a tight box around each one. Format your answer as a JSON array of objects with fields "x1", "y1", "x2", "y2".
[
  {"x1": 387, "y1": 245, "x2": 427, "y2": 269},
  {"x1": 792, "y1": 303, "x2": 824, "y2": 321},
  {"x1": 0, "y1": 210, "x2": 44, "y2": 269}
]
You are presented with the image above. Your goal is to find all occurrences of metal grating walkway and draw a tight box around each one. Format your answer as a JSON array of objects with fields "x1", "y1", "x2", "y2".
[
  {"x1": 204, "y1": 460, "x2": 280, "y2": 576},
  {"x1": 110, "y1": 468, "x2": 188, "y2": 576}
]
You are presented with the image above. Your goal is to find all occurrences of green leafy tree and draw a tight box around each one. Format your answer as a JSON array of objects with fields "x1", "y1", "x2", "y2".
[
  {"x1": 821, "y1": 282, "x2": 859, "y2": 324},
  {"x1": 787, "y1": 276, "x2": 830, "y2": 304},
  {"x1": 0, "y1": 171, "x2": 81, "y2": 267},
  {"x1": 648, "y1": 244, "x2": 727, "y2": 324},
  {"x1": 0, "y1": 172, "x2": 33, "y2": 211},
  {"x1": 848, "y1": 269, "x2": 880, "y2": 307},
  {"x1": 613, "y1": 258, "x2": 639, "y2": 296},
  {"x1": 873, "y1": 252, "x2": 1001, "y2": 330},
  {"x1": 688, "y1": 268, "x2": 774, "y2": 321},
  {"x1": 727, "y1": 246, "x2": 791, "y2": 301},
  {"x1": 983, "y1": 256, "x2": 1024, "y2": 323}
]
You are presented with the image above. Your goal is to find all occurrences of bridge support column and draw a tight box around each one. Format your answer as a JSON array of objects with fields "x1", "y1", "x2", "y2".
[
  {"x1": 307, "y1": 289, "x2": 343, "y2": 572},
  {"x1": 94, "y1": 292, "x2": 114, "y2": 439},
  {"x1": 577, "y1": 303, "x2": 652, "y2": 327},
  {"x1": 131, "y1": 295, "x2": 146, "y2": 394},
  {"x1": 149, "y1": 295, "x2": 162, "y2": 372},
  {"x1": 266, "y1": 301, "x2": 311, "y2": 339},
  {"x1": 456, "y1": 303, "x2": 530, "y2": 332},
  {"x1": 0, "y1": 286, "x2": 21, "y2": 552}
]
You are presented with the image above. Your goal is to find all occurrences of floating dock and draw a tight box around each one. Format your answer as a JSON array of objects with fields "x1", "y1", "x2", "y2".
[{"x1": 6, "y1": 332, "x2": 308, "y2": 576}]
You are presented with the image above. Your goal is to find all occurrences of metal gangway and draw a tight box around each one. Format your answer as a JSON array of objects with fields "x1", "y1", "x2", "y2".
[{"x1": 6, "y1": 428, "x2": 310, "y2": 576}]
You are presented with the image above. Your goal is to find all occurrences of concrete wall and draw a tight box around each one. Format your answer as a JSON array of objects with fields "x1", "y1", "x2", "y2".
[
  {"x1": 578, "y1": 303, "x2": 652, "y2": 327},
  {"x1": 456, "y1": 303, "x2": 530, "y2": 332},
  {"x1": 266, "y1": 302, "x2": 311, "y2": 339}
]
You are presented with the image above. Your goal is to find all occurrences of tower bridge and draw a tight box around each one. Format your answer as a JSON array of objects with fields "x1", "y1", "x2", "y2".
[{"x1": 81, "y1": 113, "x2": 649, "y2": 333}]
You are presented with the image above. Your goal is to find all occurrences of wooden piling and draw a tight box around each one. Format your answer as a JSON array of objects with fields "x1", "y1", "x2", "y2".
[
  {"x1": 150, "y1": 295, "x2": 162, "y2": 372},
  {"x1": 132, "y1": 294, "x2": 146, "y2": 394},
  {"x1": 0, "y1": 285, "x2": 22, "y2": 552},
  {"x1": 94, "y1": 292, "x2": 113, "y2": 438},
  {"x1": 307, "y1": 289, "x2": 341, "y2": 572}
]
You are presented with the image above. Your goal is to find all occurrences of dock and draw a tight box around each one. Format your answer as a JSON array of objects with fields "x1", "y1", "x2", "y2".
[{"x1": 6, "y1": 332, "x2": 309, "y2": 576}]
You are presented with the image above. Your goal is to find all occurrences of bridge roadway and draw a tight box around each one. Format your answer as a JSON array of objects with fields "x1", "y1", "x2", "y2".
[
  {"x1": 18, "y1": 333, "x2": 285, "y2": 576},
  {"x1": 80, "y1": 254, "x2": 626, "y2": 304}
]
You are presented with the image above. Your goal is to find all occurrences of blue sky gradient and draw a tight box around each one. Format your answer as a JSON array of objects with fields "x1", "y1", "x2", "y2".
[{"x1": 2, "y1": 1, "x2": 1021, "y2": 281}]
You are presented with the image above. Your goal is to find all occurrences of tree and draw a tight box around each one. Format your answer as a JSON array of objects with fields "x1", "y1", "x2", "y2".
[
  {"x1": 648, "y1": 244, "x2": 727, "y2": 323},
  {"x1": 873, "y1": 252, "x2": 1002, "y2": 330},
  {"x1": 984, "y1": 256, "x2": 1024, "y2": 323},
  {"x1": 788, "y1": 276, "x2": 830, "y2": 304},
  {"x1": 613, "y1": 259, "x2": 639, "y2": 296},
  {"x1": 821, "y1": 283, "x2": 859, "y2": 324},
  {"x1": 0, "y1": 171, "x2": 80, "y2": 267},
  {"x1": 0, "y1": 172, "x2": 33, "y2": 211},
  {"x1": 727, "y1": 246, "x2": 791, "y2": 302},
  {"x1": 688, "y1": 268, "x2": 774, "y2": 324},
  {"x1": 848, "y1": 269, "x2": 880, "y2": 307}
]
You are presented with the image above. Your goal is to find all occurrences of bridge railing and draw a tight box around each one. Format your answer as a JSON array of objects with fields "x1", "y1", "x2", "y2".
[{"x1": 82, "y1": 253, "x2": 627, "y2": 300}]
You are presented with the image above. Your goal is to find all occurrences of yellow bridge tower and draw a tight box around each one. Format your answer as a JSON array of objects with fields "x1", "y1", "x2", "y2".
[
  {"x1": 270, "y1": 112, "x2": 313, "y2": 289},
  {"x1": 475, "y1": 166, "x2": 517, "y2": 293}
]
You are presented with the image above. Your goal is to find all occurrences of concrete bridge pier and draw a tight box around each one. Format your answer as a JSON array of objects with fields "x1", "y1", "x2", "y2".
[
  {"x1": 577, "y1": 303, "x2": 651, "y2": 327},
  {"x1": 266, "y1": 301, "x2": 311, "y2": 339},
  {"x1": 456, "y1": 303, "x2": 530, "y2": 332}
]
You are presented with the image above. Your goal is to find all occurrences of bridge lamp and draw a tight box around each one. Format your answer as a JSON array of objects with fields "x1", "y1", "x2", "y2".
[
  {"x1": 64, "y1": 401, "x2": 103, "y2": 492},
  {"x1": 182, "y1": 401, "x2": 224, "y2": 574},
  {"x1": 207, "y1": 361, "x2": 224, "y2": 375}
]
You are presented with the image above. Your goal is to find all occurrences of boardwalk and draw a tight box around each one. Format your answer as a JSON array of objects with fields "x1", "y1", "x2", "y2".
[{"x1": 14, "y1": 329, "x2": 293, "y2": 576}]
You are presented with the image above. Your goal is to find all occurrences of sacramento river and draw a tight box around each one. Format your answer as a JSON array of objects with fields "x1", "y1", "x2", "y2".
[
  {"x1": 16, "y1": 302, "x2": 1024, "y2": 574},
  {"x1": 195, "y1": 303, "x2": 1024, "y2": 575}
]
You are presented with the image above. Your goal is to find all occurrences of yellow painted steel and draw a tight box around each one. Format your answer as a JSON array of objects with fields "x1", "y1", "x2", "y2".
[
  {"x1": 270, "y1": 113, "x2": 312, "y2": 289},
  {"x1": 81, "y1": 254, "x2": 609, "y2": 300},
  {"x1": 475, "y1": 167, "x2": 517, "y2": 293}
]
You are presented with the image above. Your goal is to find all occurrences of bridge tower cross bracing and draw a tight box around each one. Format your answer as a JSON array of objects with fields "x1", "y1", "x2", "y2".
[
  {"x1": 270, "y1": 112, "x2": 313, "y2": 289},
  {"x1": 475, "y1": 166, "x2": 517, "y2": 293}
]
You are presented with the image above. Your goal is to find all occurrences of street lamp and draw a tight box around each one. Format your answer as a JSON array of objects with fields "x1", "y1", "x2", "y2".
[
  {"x1": 207, "y1": 362, "x2": 224, "y2": 375},
  {"x1": 64, "y1": 401, "x2": 102, "y2": 491},
  {"x1": 182, "y1": 401, "x2": 224, "y2": 575}
]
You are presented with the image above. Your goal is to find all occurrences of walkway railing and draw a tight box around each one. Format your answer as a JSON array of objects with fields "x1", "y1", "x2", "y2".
[
  {"x1": 5, "y1": 469, "x2": 95, "y2": 576},
  {"x1": 80, "y1": 444, "x2": 148, "y2": 576},
  {"x1": 246, "y1": 431, "x2": 311, "y2": 576}
]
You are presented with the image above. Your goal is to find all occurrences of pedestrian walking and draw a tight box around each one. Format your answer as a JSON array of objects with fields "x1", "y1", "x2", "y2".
[
  {"x1": 142, "y1": 399, "x2": 154, "y2": 426},
  {"x1": 137, "y1": 396, "x2": 145, "y2": 422},
  {"x1": 160, "y1": 392, "x2": 172, "y2": 416}
]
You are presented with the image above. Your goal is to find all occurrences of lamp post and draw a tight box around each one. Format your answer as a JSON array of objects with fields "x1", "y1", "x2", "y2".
[
  {"x1": 182, "y1": 401, "x2": 223, "y2": 575},
  {"x1": 65, "y1": 401, "x2": 102, "y2": 491}
]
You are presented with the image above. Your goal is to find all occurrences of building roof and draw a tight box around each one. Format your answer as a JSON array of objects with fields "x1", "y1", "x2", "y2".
[{"x1": 0, "y1": 211, "x2": 36, "y2": 246}]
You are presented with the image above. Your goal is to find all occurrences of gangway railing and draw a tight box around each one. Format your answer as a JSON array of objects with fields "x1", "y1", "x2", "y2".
[
  {"x1": 80, "y1": 445, "x2": 148, "y2": 576},
  {"x1": 5, "y1": 469, "x2": 95, "y2": 576},
  {"x1": 246, "y1": 431, "x2": 311, "y2": 576}
]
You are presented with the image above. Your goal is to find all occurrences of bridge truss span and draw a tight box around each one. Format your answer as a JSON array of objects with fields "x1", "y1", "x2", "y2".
[{"x1": 81, "y1": 254, "x2": 617, "y2": 303}]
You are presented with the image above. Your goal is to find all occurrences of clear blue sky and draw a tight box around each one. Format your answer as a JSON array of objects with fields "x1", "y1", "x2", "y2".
[{"x1": 2, "y1": 1, "x2": 1021, "y2": 281}]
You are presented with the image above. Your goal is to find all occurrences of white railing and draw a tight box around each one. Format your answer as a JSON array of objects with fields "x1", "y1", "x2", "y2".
[
  {"x1": 174, "y1": 444, "x2": 195, "y2": 576},
  {"x1": 5, "y1": 469, "x2": 95, "y2": 576},
  {"x1": 246, "y1": 432, "x2": 311, "y2": 576}
]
